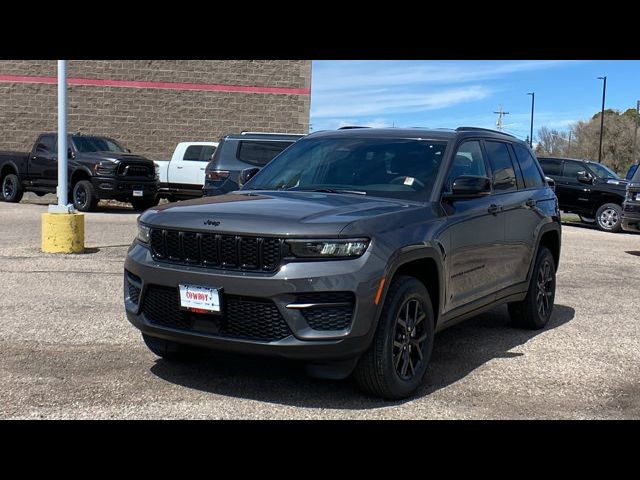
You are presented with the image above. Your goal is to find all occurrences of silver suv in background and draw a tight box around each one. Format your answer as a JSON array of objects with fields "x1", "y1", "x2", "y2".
[{"x1": 202, "y1": 132, "x2": 304, "y2": 196}]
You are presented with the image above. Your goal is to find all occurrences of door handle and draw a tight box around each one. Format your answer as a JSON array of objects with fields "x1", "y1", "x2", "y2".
[
  {"x1": 176, "y1": 166, "x2": 183, "y2": 169},
  {"x1": 525, "y1": 198, "x2": 537, "y2": 207},
  {"x1": 52, "y1": 156, "x2": 57, "y2": 161},
  {"x1": 199, "y1": 168, "x2": 205, "y2": 171},
  {"x1": 488, "y1": 204, "x2": 502, "y2": 215}
]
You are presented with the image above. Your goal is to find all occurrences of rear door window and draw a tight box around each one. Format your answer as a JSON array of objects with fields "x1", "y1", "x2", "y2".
[
  {"x1": 485, "y1": 141, "x2": 517, "y2": 192},
  {"x1": 539, "y1": 158, "x2": 563, "y2": 176},
  {"x1": 236, "y1": 140, "x2": 294, "y2": 167},
  {"x1": 512, "y1": 143, "x2": 545, "y2": 188},
  {"x1": 183, "y1": 145, "x2": 217, "y2": 162}
]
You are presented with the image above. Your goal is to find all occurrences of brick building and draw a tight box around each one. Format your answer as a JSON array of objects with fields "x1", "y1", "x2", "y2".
[{"x1": 0, "y1": 60, "x2": 311, "y2": 160}]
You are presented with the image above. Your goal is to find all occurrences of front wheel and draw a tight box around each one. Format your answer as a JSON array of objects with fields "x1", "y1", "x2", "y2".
[
  {"x1": 2, "y1": 174, "x2": 24, "y2": 203},
  {"x1": 353, "y1": 275, "x2": 434, "y2": 399},
  {"x1": 72, "y1": 180, "x2": 98, "y2": 212},
  {"x1": 508, "y1": 246, "x2": 556, "y2": 329},
  {"x1": 595, "y1": 203, "x2": 623, "y2": 232}
]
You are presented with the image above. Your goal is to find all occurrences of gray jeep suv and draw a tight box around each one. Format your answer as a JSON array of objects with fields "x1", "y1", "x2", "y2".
[{"x1": 124, "y1": 127, "x2": 561, "y2": 399}]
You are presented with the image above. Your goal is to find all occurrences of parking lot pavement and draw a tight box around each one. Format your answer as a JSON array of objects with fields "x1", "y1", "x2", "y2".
[{"x1": 1, "y1": 193, "x2": 639, "y2": 419}]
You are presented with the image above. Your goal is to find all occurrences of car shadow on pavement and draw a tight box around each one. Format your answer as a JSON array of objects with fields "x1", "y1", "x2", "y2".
[{"x1": 149, "y1": 304, "x2": 575, "y2": 410}]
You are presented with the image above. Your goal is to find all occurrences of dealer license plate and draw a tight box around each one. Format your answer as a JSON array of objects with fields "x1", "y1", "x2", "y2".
[
  {"x1": 133, "y1": 190, "x2": 143, "y2": 197},
  {"x1": 178, "y1": 284, "x2": 221, "y2": 313}
]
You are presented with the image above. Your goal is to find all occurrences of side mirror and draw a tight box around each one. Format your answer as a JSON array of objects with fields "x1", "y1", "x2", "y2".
[
  {"x1": 545, "y1": 176, "x2": 556, "y2": 191},
  {"x1": 239, "y1": 167, "x2": 261, "y2": 187},
  {"x1": 67, "y1": 147, "x2": 74, "y2": 159},
  {"x1": 125, "y1": 148, "x2": 131, "y2": 153},
  {"x1": 443, "y1": 175, "x2": 491, "y2": 200},
  {"x1": 577, "y1": 171, "x2": 593, "y2": 184}
]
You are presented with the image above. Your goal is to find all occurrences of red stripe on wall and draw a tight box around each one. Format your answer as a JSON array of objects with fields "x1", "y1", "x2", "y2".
[{"x1": 0, "y1": 74, "x2": 311, "y2": 95}]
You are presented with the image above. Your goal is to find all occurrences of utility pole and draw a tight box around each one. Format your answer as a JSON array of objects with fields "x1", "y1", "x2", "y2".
[
  {"x1": 527, "y1": 92, "x2": 535, "y2": 147},
  {"x1": 597, "y1": 76, "x2": 607, "y2": 163},
  {"x1": 494, "y1": 105, "x2": 510, "y2": 131}
]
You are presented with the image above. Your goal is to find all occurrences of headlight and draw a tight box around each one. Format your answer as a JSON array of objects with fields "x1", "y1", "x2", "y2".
[
  {"x1": 286, "y1": 238, "x2": 369, "y2": 258},
  {"x1": 137, "y1": 223, "x2": 151, "y2": 244},
  {"x1": 93, "y1": 162, "x2": 117, "y2": 175}
]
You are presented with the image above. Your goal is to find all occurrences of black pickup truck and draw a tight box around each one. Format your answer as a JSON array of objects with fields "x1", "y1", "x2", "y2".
[
  {"x1": 538, "y1": 156, "x2": 628, "y2": 232},
  {"x1": 0, "y1": 133, "x2": 160, "y2": 211}
]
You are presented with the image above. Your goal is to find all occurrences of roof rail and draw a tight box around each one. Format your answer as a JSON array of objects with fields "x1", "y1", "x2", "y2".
[
  {"x1": 455, "y1": 126, "x2": 517, "y2": 138},
  {"x1": 338, "y1": 126, "x2": 370, "y2": 129},
  {"x1": 240, "y1": 131, "x2": 305, "y2": 136}
]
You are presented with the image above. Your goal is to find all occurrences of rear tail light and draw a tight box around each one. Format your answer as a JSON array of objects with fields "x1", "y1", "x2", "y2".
[{"x1": 206, "y1": 170, "x2": 230, "y2": 182}]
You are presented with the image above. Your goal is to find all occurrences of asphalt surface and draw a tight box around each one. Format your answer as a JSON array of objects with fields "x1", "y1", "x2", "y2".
[{"x1": 1, "y1": 193, "x2": 639, "y2": 419}]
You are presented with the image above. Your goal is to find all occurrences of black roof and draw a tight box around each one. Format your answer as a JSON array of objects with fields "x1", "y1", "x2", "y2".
[
  {"x1": 307, "y1": 127, "x2": 523, "y2": 143},
  {"x1": 224, "y1": 132, "x2": 306, "y2": 141},
  {"x1": 538, "y1": 156, "x2": 602, "y2": 164}
]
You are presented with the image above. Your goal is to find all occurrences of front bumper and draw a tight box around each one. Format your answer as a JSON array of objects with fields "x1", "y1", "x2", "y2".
[
  {"x1": 124, "y1": 242, "x2": 385, "y2": 360},
  {"x1": 92, "y1": 177, "x2": 158, "y2": 200},
  {"x1": 622, "y1": 201, "x2": 640, "y2": 232}
]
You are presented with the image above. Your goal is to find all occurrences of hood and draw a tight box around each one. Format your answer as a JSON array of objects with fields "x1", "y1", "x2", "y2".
[
  {"x1": 139, "y1": 191, "x2": 427, "y2": 236},
  {"x1": 77, "y1": 151, "x2": 154, "y2": 164}
]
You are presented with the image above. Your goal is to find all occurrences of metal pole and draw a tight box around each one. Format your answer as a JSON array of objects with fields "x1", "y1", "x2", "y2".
[
  {"x1": 527, "y1": 92, "x2": 535, "y2": 147},
  {"x1": 57, "y1": 60, "x2": 68, "y2": 208},
  {"x1": 597, "y1": 76, "x2": 607, "y2": 163}
]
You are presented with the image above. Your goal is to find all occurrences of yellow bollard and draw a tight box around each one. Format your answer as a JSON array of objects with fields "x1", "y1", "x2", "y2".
[{"x1": 41, "y1": 213, "x2": 85, "y2": 254}]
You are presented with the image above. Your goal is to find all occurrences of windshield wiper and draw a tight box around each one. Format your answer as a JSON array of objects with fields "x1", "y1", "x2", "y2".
[{"x1": 286, "y1": 187, "x2": 367, "y2": 195}]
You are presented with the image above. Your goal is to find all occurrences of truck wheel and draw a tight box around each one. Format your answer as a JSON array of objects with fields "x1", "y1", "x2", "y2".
[
  {"x1": 131, "y1": 197, "x2": 159, "y2": 211},
  {"x1": 508, "y1": 246, "x2": 556, "y2": 330},
  {"x1": 595, "y1": 203, "x2": 623, "y2": 232},
  {"x1": 353, "y1": 275, "x2": 434, "y2": 400},
  {"x1": 142, "y1": 333, "x2": 201, "y2": 361},
  {"x1": 72, "y1": 180, "x2": 98, "y2": 212},
  {"x1": 2, "y1": 174, "x2": 24, "y2": 203}
]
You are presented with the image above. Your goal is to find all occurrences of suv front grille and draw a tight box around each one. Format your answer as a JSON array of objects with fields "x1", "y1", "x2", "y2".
[
  {"x1": 141, "y1": 285, "x2": 292, "y2": 341},
  {"x1": 149, "y1": 228, "x2": 283, "y2": 273}
]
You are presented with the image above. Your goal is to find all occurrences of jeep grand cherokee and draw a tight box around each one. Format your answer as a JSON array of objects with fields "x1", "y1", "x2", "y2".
[{"x1": 124, "y1": 127, "x2": 561, "y2": 399}]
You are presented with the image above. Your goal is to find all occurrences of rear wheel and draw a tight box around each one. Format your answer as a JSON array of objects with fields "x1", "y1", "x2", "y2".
[
  {"x1": 72, "y1": 180, "x2": 98, "y2": 212},
  {"x1": 2, "y1": 174, "x2": 24, "y2": 203},
  {"x1": 595, "y1": 203, "x2": 622, "y2": 232},
  {"x1": 131, "y1": 197, "x2": 159, "y2": 211},
  {"x1": 508, "y1": 246, "x2": 556, "y2": 329},
  {"x1": 142, "y1": 333, "x2": 201, "y2": 361},
  {"x1": 353, "y1": 275, "x2": 434, "y2": 399}
]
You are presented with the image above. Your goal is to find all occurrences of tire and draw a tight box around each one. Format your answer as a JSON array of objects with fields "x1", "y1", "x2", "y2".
[
  {"x1": 2, "y1": 174, "x2": 24, "y2": 203},
  {"x1": 142, "y1": 333, "x2": 201, "y2": 361},
  {"x1": 72, "y1": 180, "x2": 98, "y2": 212},
  {"x1": 508, "y1": 246, "x2": 556, "y2": 330},
  {"x1": 131, "y1": 196, "x2": 159, "y2": 211},
  {"x1": 353, "y1": 275, "x2": 435, "y2": 400},
  {"x1": 595, "y1": 203, "x2": 623, "y2": 232}
]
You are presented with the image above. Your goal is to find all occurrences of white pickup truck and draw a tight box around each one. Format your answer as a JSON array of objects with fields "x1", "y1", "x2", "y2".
[{"x1": 154, "y1": 142, "x2": 219, "y2": 200}]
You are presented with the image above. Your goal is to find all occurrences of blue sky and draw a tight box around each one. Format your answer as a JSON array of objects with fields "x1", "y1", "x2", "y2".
[{"x1": 309, "y1": 60, "x2": 640, "y2": 141}]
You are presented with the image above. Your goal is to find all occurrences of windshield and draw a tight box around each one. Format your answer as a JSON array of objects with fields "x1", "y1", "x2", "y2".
[
  {"x1": 242, "y1": 137, "x2": 448, "y2": 201},
  {"x1": 72, "y1": 136, "x2": 128, "y2": 153},
  {"x1": 587, "y1": 162, "x2": 620, "y2": 180}
]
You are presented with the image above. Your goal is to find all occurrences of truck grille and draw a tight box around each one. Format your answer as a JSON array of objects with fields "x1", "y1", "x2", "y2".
[
  {"x1": 149, "y1": 228, "x2": 283, "y2": 272},
  {"x1": 142, "y1": 285, "x2": 292, "y2": 341},
  {"x1": 118, "y1": 163, "x2": 152, "y2": 177}
]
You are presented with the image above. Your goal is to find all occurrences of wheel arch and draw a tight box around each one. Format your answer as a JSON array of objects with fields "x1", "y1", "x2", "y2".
[
  {"x1": 379, "y1": 246, "x2": 445, "y2": 329},
  {"x1": 1, "y1": 162, "x2": 19, "y2": 182},
  {"x1": 531, "y1": 223, "x2": 561, "y2": 279},
  {"x1": 69, "y1": 167, "x2": 93, "y2": 188}
]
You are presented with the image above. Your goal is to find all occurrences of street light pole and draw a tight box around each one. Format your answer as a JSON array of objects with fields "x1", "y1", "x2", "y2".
[
  {"x1": 597, "y1": 76, "x2": 607, "y2": 163},
  {"x1": 527, "y1": 92, "x2": 535, "y2": 147}
]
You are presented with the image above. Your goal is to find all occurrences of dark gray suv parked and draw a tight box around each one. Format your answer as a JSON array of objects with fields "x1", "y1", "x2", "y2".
[
  {"x1": 202, "y1": 132, "x2": 304, "y2": 196},
  {"x1": 125, "y1": 127, "x2": 561, "y2": 399}
]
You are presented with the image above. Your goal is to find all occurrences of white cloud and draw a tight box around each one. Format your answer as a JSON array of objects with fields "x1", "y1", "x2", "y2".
[{"x1": 312, "y1": 85, "x2": 492, "y2": 118}]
